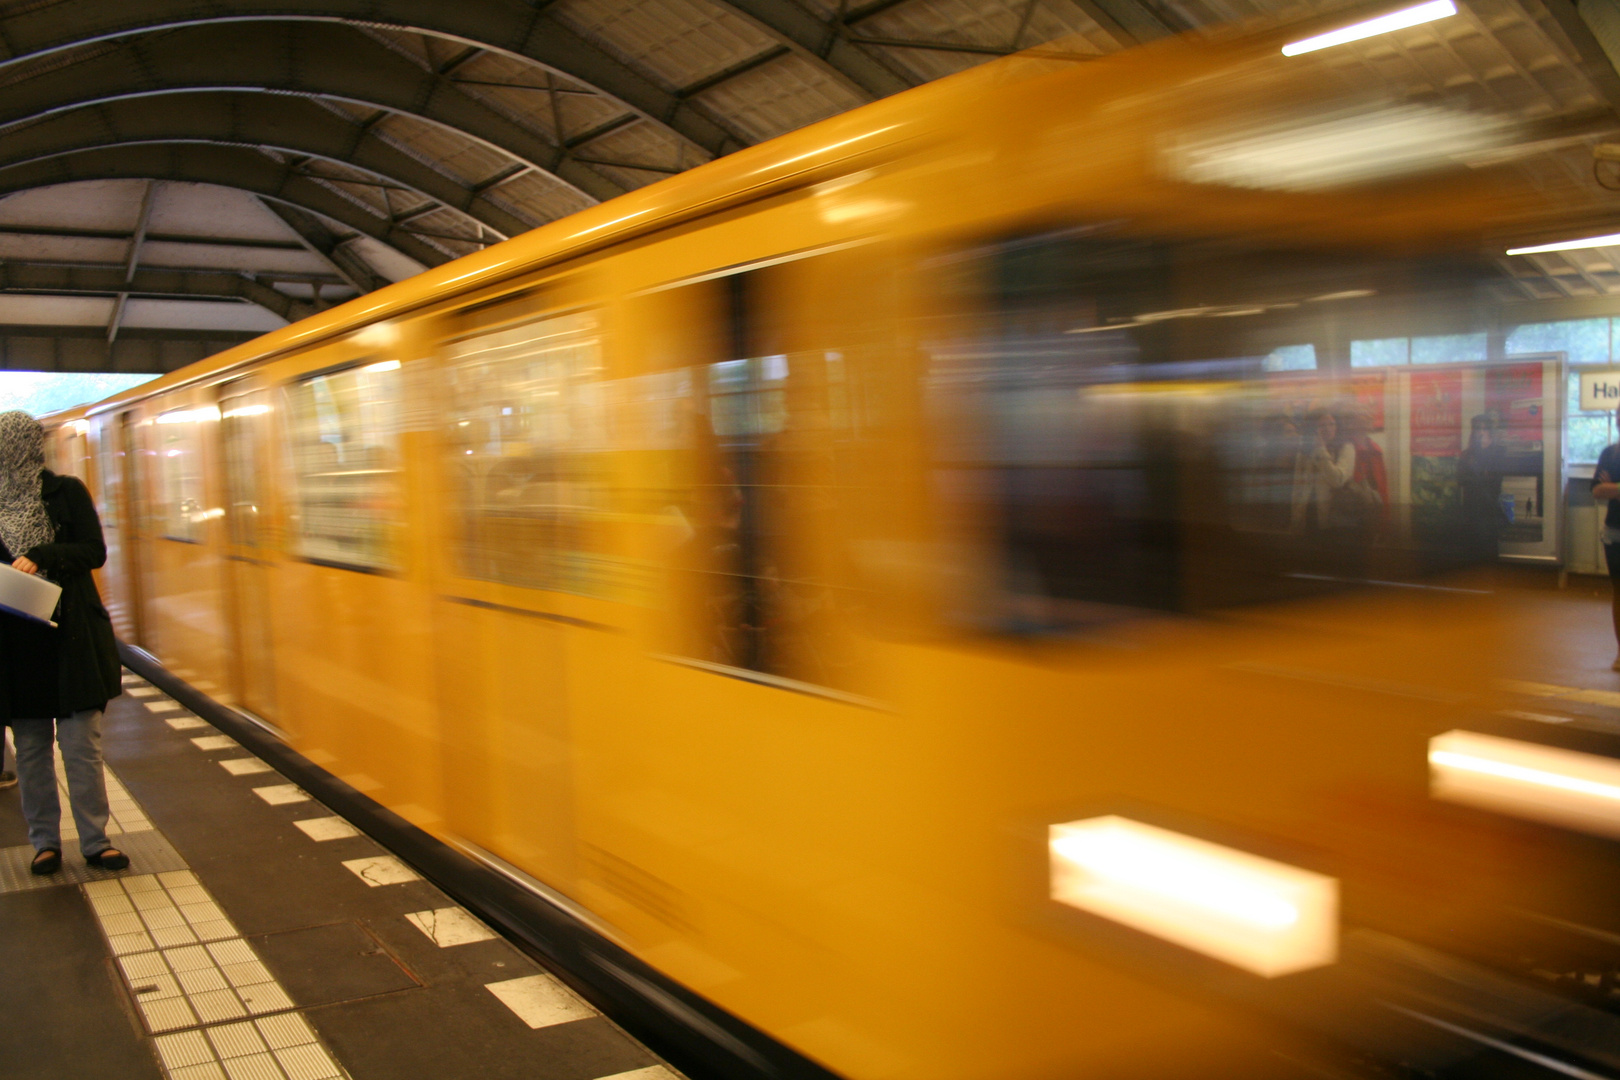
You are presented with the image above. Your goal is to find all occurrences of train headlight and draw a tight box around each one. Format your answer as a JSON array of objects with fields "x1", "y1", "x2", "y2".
[
  {"x1": 1430, "y1": 730, "x2": 1620, "y2": 839},
  {"x1": 1048, "y1": 816, "x2": 1338, "y2": 977}
]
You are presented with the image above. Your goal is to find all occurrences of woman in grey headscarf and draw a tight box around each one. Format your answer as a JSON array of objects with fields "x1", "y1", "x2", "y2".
[{"x1": 0, "y1": 410, "x2": 124, "y2": 875}]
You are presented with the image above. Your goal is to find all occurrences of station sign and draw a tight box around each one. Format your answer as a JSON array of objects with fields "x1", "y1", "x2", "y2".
[{"x1": 1580, "y1": 369, "x2": 1620, "y2": 412}]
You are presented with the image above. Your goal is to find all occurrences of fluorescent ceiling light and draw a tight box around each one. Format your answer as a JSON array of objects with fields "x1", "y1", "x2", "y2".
[
  {"x1": 1282, "y1": 0, "x2": 1457, "y2": 56},
  {"x1": 1049, "y1": 816, "x2": 1338, "y2": 977},
  {"x1": 1506, "y1": 232, "x2": 1620, "y2": 256},
  {"x1": 1430, "y1": 730, "x2": 1620, "y2": 838}
]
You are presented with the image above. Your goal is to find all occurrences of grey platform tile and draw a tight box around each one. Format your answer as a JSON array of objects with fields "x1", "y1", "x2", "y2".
[
  {"x1": 0, "y1": 887, "x2": 164, "y2": 1079},
  {"x1": 0, "y1": 829, "x2": 187, "y2": 894},
  {"x1": 308, "y1": 986, "x2": 658, "y2": 1080}
]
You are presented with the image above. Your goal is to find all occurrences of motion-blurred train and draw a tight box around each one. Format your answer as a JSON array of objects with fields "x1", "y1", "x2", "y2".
[{"x1": 41, "y1": 9, "x2": 1620, "y2": 1079}]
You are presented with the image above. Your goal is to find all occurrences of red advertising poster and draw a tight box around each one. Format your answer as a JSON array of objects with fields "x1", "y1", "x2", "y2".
[
  {"x1": 1484, "y1": 361, "x2": 1544, "y2": 451},
  {"x1": 1351, "y1": 372, "x2": 1385, "y2": 432},
  {"x1": 1410, "y1": 369, "x2": 1462, "y2": 456}
]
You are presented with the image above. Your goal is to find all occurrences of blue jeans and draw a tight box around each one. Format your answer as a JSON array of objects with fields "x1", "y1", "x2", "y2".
[{"x1": 12, "y1": 710, "x2": 113, "y2": 857}]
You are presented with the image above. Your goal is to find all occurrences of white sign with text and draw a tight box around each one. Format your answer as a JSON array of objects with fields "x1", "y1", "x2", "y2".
[{"x1": 1580, "y1": 369, "x2": 1620, "y2": 412}]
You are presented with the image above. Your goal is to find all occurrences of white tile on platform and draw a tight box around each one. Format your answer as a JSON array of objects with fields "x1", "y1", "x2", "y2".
[
  {"x1": 109, "y1": 931, "x2": 155, "y2": 955},
  {"x1": 207, "y1": 939, "x2": 257, "y2": 967},
  {"x1": 342, "y1": 855, "x2": 419, "y2": 887},
  {"x1": 172, "y1": 1064, "x2": 228, "y2": 1080},
  {"x1": 127, "y1": 686, "x2": 159, "y2": 698},
  {"x1": 148, "y1": 701, "x2": 183, "y2": 713},
  {"x1": 138, "y1": 994, "x2": 198, "y2": 1033},
  {"x1": 273, "y1": 1042, "x2": 344, "y2": 1080},
  {"x1": 191, "y1": 735, "x2": 237, "y2": 752},
  {"x1": 255, "y1": 1013, "x2": 318, "y2": 1050},
  {"x1": 485, "y1": 973, "x2": 596, "y2": 1029},
  {"x1": 220, "y1": 758, "x2": 273, "y2": 776},
  {"x1": 405, "y1": 906, "x2": 496, "y2": 947},
  {"x1": 92, "y1": 891, "x2": 137, "y2": 915},
  {"x1": 221, "y1": 1052, "x2": 281, "y2": 1080},
  {"x1": 176, "y1": 966, "x2": 229, "y2": 995},
  {"x1": 206, "y1": 1020, "x2": 267, "y2": 1059},
  {"x1": 154, "y1": 1030, "x2": 215, "y2": 1071},
  {"x1": 189, "y1": 987, "x2": 249, "y2": 1024},
  {"x1": 292, "y1": 817, "x2": 357, "y2": 842},
  {"x1": 166, "y1": 716, "x2": 209, "y2": 730},
  {"x1": 252, "y1": 784, "x2": 307, "y2": 806},
  {"x1": 238, "y1": 982, "x2": 293, "y2": 1014}
]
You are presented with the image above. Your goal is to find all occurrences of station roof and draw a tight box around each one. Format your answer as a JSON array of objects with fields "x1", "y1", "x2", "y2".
[{"x1": 0, "y1": 0, "x2": 1617, "y2": 366}]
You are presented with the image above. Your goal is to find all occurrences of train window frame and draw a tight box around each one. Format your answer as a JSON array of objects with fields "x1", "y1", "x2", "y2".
[
  {"x1": 633, "y1": 244, "x2": 879, "y2": 704},
  {"x1": 282, "y1": 356, "x2": 405, "y2": 574},
  {"x1": 439, "y1": 300, "x2": 612, "y2": 597},
  {"x1": 220, "y1": 387, "x2": 272, "y2": 551}
]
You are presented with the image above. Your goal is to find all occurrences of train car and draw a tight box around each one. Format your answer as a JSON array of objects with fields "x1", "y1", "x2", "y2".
[{"x1": 43, "y1": 9, "x2": 1620, "y2": 1080}]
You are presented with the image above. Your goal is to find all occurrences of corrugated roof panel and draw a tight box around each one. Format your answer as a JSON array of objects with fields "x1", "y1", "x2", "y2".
[
  {"x1": 694, "y1": 53, "x2": 868, "y2": 142},
  {"x1": 551, "y1": 0, "x2": 778, "y2": 89},
  {"x1": 371, "y1": 114, "x2": 516, "y2": 189},
  {"x1": 484, "y1": 171, "x2": 598, "y2": 224}
]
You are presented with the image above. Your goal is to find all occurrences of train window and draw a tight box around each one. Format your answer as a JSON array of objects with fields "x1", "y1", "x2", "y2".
[
  {"x1": 645, "y1": 264, "x2": 862, "y2": 692},
  {"x1": 926, "y1": 226, "x2": 1500, "y2": 630},
  {"x1": 284, "y1": 361, "x2": 402, "y2": 571},
  {"x1": 154, "y1": 406, "x2": 208, "y2": 543},
  {"x1": 442, "y1": 308, "x2": 609, "y2": 593},
  {"x1": 221, "y1": 391, "x2": 270, "y2": 549}
]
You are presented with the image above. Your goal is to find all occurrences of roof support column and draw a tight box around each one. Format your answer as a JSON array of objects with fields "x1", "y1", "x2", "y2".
[{"x1": 108, "y1": 179, "x2": 155, "y2": 345}]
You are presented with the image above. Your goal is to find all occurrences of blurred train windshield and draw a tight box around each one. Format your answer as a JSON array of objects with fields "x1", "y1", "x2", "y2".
[{"x1": 927, "y1": 226, "x2": 1520, "y2": 631}]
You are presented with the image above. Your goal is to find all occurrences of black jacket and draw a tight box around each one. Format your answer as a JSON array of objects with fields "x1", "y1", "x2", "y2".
[{"x1": 0, "y1": 470, "x2": 121, "y2": 720}]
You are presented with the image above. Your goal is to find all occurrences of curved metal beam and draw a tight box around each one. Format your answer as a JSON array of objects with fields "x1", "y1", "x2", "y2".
[
  {"x1": 717, "y1": 0, "x2": 913, "y2": 99},
  {"x1": 0, "y1": 260, "x2": 310, "y2": 322},
  {"x1": 0, "y1": 3, "x2": 746, "y2": 157},
  {"x1": 0, "y1": 23, "x2": 631, "y2": 206},
  {"x1": 0, "y1": 144, "x2": 449, "y2": 269},
  {"x1": 0, "y1": 93, "x2": 536, "y2": 241}
]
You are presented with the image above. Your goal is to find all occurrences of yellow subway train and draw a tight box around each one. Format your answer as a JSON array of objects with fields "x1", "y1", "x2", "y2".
[{"x1": 41, "y1": 12, "x2": 1620, "y2": 1080}]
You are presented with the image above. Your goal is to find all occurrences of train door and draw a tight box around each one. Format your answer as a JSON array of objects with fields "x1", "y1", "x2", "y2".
[
  {"x1": 432, "y1": 288, "x2": 601, "y2": 888},
  {"x1": 116, "y1": 409, "x2": 148, "y2": 645},
  {"x1": 219, "y1": 383, "x2": 278, "y2": 722}
]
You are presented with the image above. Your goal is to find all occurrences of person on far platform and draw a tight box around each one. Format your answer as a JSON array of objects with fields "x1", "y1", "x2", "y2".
[
  {"x1": 1591, "y1": 402, "x2": 1620, "y2": 672},
  {"x1": 0, "y1": 411, "x2": 126, "y2": 874}
]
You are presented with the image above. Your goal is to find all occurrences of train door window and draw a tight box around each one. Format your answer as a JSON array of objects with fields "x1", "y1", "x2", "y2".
[
  {"x1": 442, "y1": 307, "x2": 608, "y2": 593},
  {"x1": 284, "y1": 360, "x2": 402, "y2": 571},
  {"x1": 643, "y1": 263, "x2": 862, "y2": 692},
  {"x1": 154, "y1": 405, "x2": 210, "y2": 542},
  {"x1": 221, "y1": 390, "x2": 271, "y2": 549}
]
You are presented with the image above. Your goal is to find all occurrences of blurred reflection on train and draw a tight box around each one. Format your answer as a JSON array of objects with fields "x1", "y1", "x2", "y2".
[{"x1": 39, "y1": 7, "x2": 1620, "y2": 1080}]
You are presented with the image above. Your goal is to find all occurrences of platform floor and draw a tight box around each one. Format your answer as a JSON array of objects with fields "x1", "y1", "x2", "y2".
[{"x1": 0, "y1": 672, "x2": 682, "y2": 1080}]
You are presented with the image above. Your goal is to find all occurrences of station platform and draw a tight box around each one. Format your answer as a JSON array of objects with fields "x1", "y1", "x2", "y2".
[{"x1": 0, "y1": 670, "x2": 685, "y2": 1080}]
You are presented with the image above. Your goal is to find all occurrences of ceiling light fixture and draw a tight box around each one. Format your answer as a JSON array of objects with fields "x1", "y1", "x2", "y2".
[
  {"x1": 1281, "y1": 0, "x2": 1456, "y2": 56},
  {"x1": 1506, "y1": 233, "x2": 1620, "y2": 256}
]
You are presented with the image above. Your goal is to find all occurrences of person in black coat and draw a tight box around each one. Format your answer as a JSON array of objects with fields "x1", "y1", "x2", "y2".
[{"x1": 0, "y1": 410, "x2": 125, "y2": 875}]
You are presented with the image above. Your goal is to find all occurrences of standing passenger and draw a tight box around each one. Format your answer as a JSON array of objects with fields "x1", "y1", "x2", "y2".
[
  {"x1": 1591, "y1": 403, "x2": 1620, "y2": 671},
  {"x1": 0, "y1": 411, "x2": 125, "y2": 874}
]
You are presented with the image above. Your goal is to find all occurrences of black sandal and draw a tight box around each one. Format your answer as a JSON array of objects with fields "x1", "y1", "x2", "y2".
[
  {"x1": 85, "y1": 848, "x2": 129, "y2": 871},
  {"x1": 30, "y1": 848, "x2": 60, "y2": 875}
]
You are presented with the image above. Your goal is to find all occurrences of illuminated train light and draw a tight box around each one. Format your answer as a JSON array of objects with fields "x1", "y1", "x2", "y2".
[
  {"x1": 1430, "y1": 730, "x2": 1620, "y2": 838},
  {"x1": 1048, "y1": 816, "x2": 1339, "y2": 977}
]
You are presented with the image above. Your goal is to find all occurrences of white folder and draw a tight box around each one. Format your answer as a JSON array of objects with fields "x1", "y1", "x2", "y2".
[{"x1": 0, "y1": 561, "x2": 61, "y2": 627}]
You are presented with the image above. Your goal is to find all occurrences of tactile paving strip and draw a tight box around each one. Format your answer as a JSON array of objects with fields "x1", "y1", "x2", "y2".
[{"x1": 0, "y1": 829, "x2": 187, "y2": 894}]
